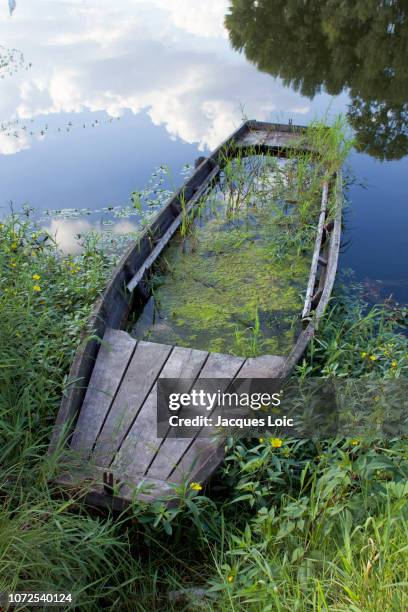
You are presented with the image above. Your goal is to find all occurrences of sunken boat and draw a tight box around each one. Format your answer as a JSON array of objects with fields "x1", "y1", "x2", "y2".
[{"x1": 49, "y1": 120, "x2": 342, "y2": 510}]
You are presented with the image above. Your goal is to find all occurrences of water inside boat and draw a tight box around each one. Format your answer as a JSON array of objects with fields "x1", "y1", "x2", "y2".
[{"x1": 129, "y1": 155, "x2": 321, "y2": 357}]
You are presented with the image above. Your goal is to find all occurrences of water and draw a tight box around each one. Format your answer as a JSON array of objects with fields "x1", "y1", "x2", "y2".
[
  {"x1": 0, "y1": 0, "x2": 407, "y2": 302},
  {"x1": 130, "y1": 155, "x2": 316, "y2": 356}
]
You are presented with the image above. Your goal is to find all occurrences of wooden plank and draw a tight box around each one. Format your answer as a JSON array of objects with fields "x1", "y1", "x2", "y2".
[
  {"x1": 302, "y1": 181, "x2": 329, "y2": 319},
  {"x1": 238, "y1": 130, "x2": 300, "y2": 148},
  {"x1": 69, "y1": 329, "x2": 137, "y2": 458},
  {"x1": 315, "y1": 174, "x2": 342, "y2": 320},
  {"x1": 199, "y1": 352, "x2": 245, "y2": 378},
  {"x1": 172, "y1": 439, "x2": 225, "y2": 485},
  {"x1": 92, "y1": 341, "x2": 172, "y2": 466},
  {"x1": 112, "y1": 346, "x2": 208, "y2": 477},
  {"x1": 162, "y1": 349, "x2": 302, "y2": 483},
  {"x1": 147, "y1": 352, "x2": 245, "y2": 481},
  {"x1": 237, "y1": 354, "x2": 285, "y2": 378},
  {"x1": 281, "y1": 323, "x2": 315, "y2": 378},
  {"x1": 282, "y1": 172, "x2": 343, "y2": 376}
]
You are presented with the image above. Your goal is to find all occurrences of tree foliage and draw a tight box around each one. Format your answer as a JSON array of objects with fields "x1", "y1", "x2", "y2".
[{"x1": 225, "y1": 0, "x2": 408, "y2": 160}]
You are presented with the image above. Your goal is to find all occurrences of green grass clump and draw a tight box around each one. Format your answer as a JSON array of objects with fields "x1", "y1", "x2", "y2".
[{"x1": 0, "y1": 215, "x2": 146, "y2": 607}]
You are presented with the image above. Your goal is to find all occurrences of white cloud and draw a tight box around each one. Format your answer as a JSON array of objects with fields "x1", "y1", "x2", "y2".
[
  {"x1": 46, "y1": 218, "x2": 93, "y2": 254},
  {"x1": 0, "y1": 0, "x2": 311, "y2": 154},
  {"x1": 45, "y1": 217, "x2": 140, "y2": 253},
  {"x1": 0, "y1": 130, "x2": 30, "y2": 154},
  {"x1": 152, "y1": 0, "x2": 229, "y2": 39}
]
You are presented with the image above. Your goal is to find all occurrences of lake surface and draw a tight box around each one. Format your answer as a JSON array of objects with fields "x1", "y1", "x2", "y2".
[{"x1": 0, "y1": 0, "x2": 407, "y2": 302}]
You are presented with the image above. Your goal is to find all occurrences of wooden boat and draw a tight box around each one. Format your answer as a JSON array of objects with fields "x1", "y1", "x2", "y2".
[{"x1": 49, "y1": 120, "x2": 342, "y2": 510}]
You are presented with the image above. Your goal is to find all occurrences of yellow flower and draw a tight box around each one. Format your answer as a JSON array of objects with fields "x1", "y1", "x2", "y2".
[
  {"x1": 32, "y1": 285, "x2": 41, "y2": 292},
  {"x1": 361, "y1": 352, "x2": 367, "y2": 358},
  {"x1": 190, "y1": 482, "x2": 202, "y2": 491},
  {"x1": 259, "y1": 437, "x2": 265, "y2": 443},
  {"x1": 369, "y1": 355, "x2": 378, "y2": 361},
  {"x1": 227, "y1": 575, "x2": 234, "y2": 583},
  {"x1": 391, "y1": 361, "x2": 398, "y2": 368},
  {"x1": 11, "y1": 242, "x2": 17, "y2": 250},
  {"x1": 270, "y1": 438, "x2": 283, "y2": 448},
  {"x1": 350, "y1": 439, "x2": 359, "y2": 446},
  {"x1": 32, "y1": 274, "x2": 41, "y2": 280},
  {"x1": 10, "y1": 262, "x2": 16, "y2": 268}
]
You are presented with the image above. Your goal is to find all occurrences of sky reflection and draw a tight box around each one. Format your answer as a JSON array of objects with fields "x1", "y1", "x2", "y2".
[{"x1": 0, "y1": 0, "x2": 325, "y2": 157}]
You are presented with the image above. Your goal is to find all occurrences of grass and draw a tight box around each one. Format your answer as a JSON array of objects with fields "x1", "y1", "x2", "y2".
[{"x1": 1, "y1": 129, "x2": 408, "y2": 609}]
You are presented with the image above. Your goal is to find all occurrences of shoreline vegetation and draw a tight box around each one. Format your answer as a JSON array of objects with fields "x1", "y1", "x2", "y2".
[{"x1": 1, "y1": 119, "x2": 408, "y2": 609}]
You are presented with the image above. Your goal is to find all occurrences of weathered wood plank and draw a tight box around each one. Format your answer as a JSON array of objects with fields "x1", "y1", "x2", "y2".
[
  {"x1": 190, "y1": 370, "x2": 282, "y2": 478},
  {"x1": 147, "y1": 352, "x2": 245, "y2": 481},
  {"x1": 92, "y1": 341, "x2": 172, "y2": 466},
  {"x1": 168, "y1": 355, "x2": 285, "y2": 482},
  {"x1": 171, "y1": 438, "x2": 225, "y2": 485},
  {"x1": 283, "y1": 173, "x2": 342, "y2": 376},
  {"x1": 315, "y1": 174, "x2": 342, "y2": 320},
  {"x1": 238, "y1": 130, "x2": 300, "y2": 148},
  {"x1": 302, "y1": 181, "x2": 328, "y2": 319},
  {"x1": 112, "y1": 346, "x2": 208, "y2": 477},
  {"x1": 237, "y1": 354, "x2": 285, "y2": 378},
  {"x1": 69, "y1": 329, "x2": 137, "y2": 458},
  {"x1": 199, "y1": 352, "x2": 245, "y2": 378}
]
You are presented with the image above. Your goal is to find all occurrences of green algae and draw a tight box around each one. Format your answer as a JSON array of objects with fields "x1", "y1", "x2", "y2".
[{"x1": 129, "y1": 154, "x2": 318, "y2": 357}]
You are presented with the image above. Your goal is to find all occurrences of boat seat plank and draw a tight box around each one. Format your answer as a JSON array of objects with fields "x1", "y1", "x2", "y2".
[
  {"x1": 238, "y1": 129, "x2": 299, "y2": 148},
  {"x1": 92, "y1": 340, "x2": 173, "y2": 466},
  {"x1": 69, "y1": 329, "x2": 137, "y2": 458}
]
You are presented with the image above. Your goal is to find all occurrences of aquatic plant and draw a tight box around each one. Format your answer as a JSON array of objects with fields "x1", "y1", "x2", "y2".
[{"x1": 130, "y1": 120, "x2": 352, "y2": 357}]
